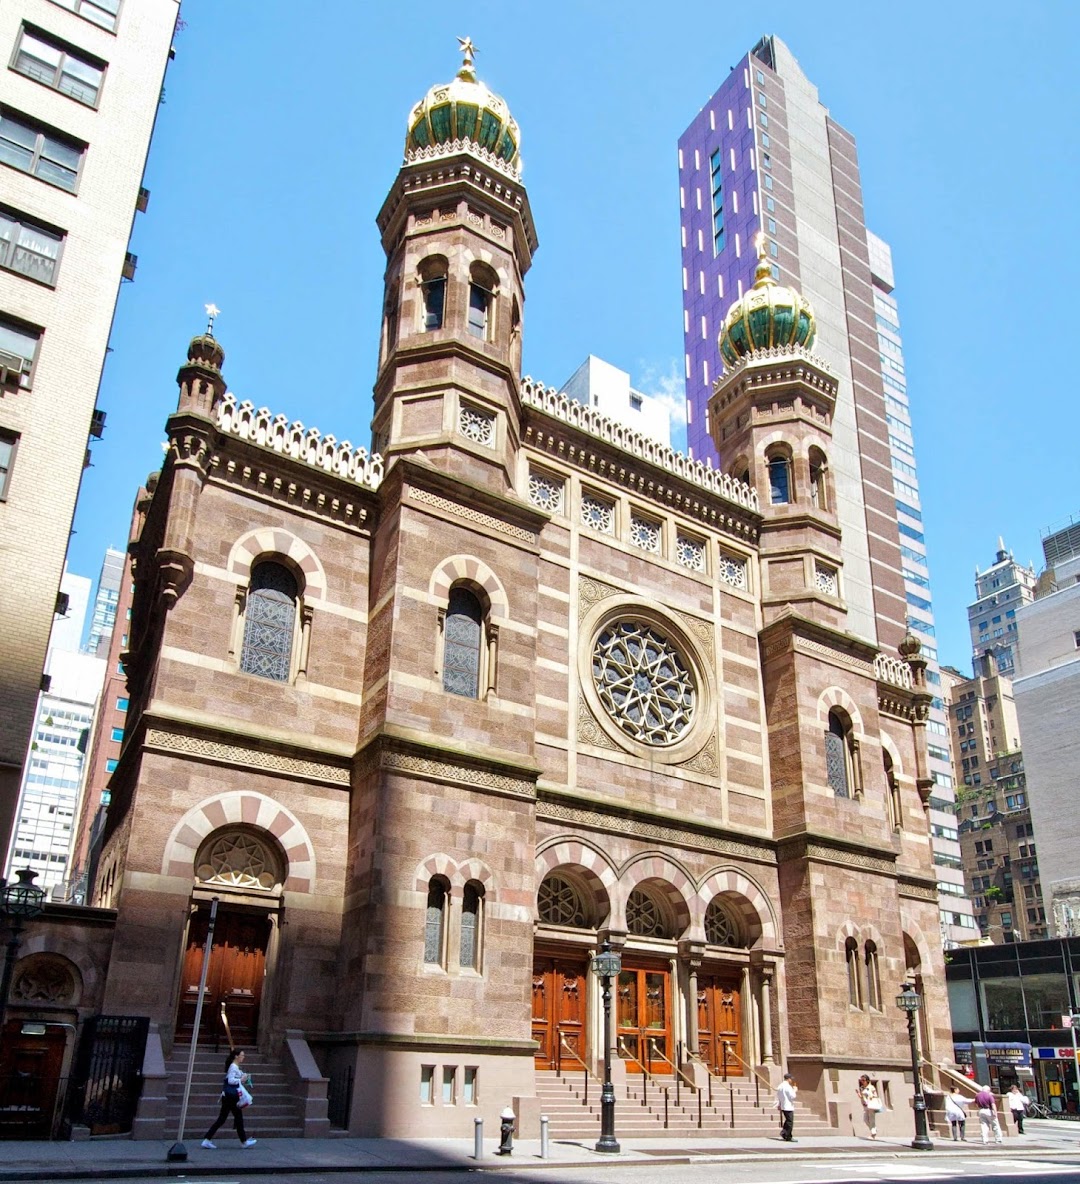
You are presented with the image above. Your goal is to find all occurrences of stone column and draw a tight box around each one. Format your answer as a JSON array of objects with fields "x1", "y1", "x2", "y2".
[
  {"x1": 760, "y1": 966, "x2": 774, "y2": 1064},
  {"x1": 678, "y1": 939, "x2": 708, "y2": 1088}
]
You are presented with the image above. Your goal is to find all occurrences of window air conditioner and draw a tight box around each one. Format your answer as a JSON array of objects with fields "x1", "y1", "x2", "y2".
[{"x1": 0, "y1": 348, "x2": 27, "y2": 386}]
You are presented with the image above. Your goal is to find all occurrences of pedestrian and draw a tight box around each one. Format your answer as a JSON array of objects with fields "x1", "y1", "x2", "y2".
[
  {"x1": 201, "y1": 1048, "x2": 257, "y2": 1149},
  {"x1": 944, "y1": 1086, "x2": 968, "y2": 1141},
  {"x1": 1007, "y1": 1084, "x2": 1029, "y2": 1134},
  {"x1": 857, "y1": 1073, "x2": 881, "y2": 1138},
  {"x1": 776, "y1": 1072, "x2": 797, "y2": 1142},
  {"x1": 974, "y1": 1083, "x2": 1002, "y2": 1145}
]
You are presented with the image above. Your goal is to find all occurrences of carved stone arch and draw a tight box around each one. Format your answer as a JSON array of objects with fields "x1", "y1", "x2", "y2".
[
  {"x1": 901, "y1": 917, "x2": 933, "y2": 976},
  {"x1": 227, "y1": 528, "x2": 327, "y2": 601},
  {"x1": 816, "y1": 686, "x2": 866, "y2": 739},
  {"x1": 694, "y1": 867, "x2": 778, "y2": 948},
  {"x1": 413, "y1": 853, "x2": 458, "y2": 892},
  {"x1": 11, "y1": 950, "x2": 82, "y2": 1006},
  {"x1": 455, "y1": 857, "x2": 495, "y2": 898},
  {"x1": 16, "y1": 935, "x2": 100, "y2": 1000},
  {"x1": 619, "y1": 852, "x2": 695, "y2": 938},
  {"x1": 162, "y1": 792, "x2": 316, "y2": 893},
  {"x1": 461, "y1": 245, "x2": 508, "y2": 290},
  {"x1": 195, "y1": 827, "x2": 287, "y2": 892},
  {"x1": 535, "y1": 838, "x2": 616, "y2": 926},
  {"x1": 430, "y1": 555, "x2": 509, "y2": 622},
  {"x1": 836, "y1": 919, "x2": 861, "y2": 948},
  {"x1": 879, "y1": 731, "x2": 904, "y2": 779}
]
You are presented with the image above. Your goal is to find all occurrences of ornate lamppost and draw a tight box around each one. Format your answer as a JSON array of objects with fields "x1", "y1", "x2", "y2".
[
  {"x1": 0, "y1": 870, "x2": 46, "y2": 1046},
  {"x1": 592, "y1": 939, "x2": 622, "y2": 1153},
  {"x1": 896, "y1": 982, "x2": 933, "y2": 1150}
]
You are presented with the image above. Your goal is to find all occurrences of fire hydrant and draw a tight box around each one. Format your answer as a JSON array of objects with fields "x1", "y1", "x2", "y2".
[{"x1": 498, "y1": 1106, "x2": 515, "y2": 1155}]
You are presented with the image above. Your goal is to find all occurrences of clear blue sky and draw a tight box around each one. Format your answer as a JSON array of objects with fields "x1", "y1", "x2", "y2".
[{"x1": 69, "y1": 0, "x2": 1080, "y2": 672}]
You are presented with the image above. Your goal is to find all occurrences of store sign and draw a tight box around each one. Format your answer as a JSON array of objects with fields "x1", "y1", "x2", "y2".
[
  {"x1": 954, "y1": 1042, "x2": 1031, "y2": 1066},
  {"x1": 1033, "y1": 1046, "x2": 1080, "y2": 1061}
]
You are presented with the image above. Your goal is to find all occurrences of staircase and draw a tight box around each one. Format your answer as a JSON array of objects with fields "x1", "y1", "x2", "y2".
[
  {"x1": 534, "y1": 1069, "x2": 834, "y2": 1141},
  {"x1": 164, "y1": 1046, "x2": 305, "y2": 1140}
]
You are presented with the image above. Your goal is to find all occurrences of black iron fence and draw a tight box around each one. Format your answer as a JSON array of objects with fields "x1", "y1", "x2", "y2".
[{"x1": 326, "y1": 1064, "x2": 353, "y2": 1130}]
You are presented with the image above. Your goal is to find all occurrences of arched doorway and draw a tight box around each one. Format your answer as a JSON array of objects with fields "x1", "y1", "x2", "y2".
[
  {"x1": 532, "y1": 872, "x2": 597, "y2": 1070},
  {"x1": 175, "y1": 829, "x2": 284, "y2": 1046}
]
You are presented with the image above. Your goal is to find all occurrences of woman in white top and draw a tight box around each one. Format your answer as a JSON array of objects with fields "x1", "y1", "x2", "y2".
[
  {"x1": 944, "y1": 1086, "x2": 968, "y2": 1141},
  {"x1": 201, "y1": 1049, "x2": 257, "y2": 1149},
  {"x1": 857, "y1": 1074, "x2": 880, "y2": 1138}
]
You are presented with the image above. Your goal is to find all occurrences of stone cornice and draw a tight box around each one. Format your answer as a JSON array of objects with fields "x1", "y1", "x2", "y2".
[
  {"x1": 536, "y1": 785, "x2": 778, "y2": 867},
  {"x1": 778, "y1": 831, "x2": 899, "y2": 876},
  {"x1": 307, "y1": 1031, "x2": 537, "y2": 1055},
  {"x1": 759, "y1": 610, "x2": 879, "y2": 672},
  {"x1": 896, "y1": 874, "x2": 939, "y2": 902}
]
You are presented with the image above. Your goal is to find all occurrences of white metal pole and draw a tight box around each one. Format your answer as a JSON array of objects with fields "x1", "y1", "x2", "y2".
[{"x1": 168, "y1": 896, "x2": 219, "y2": 1159}]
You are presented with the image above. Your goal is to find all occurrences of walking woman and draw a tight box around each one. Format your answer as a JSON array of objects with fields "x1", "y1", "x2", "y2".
[
  {"x1": 857, "y1": 1074, "x2": 881, "y2": 1139},
  {"x1": 201, "y1": 1049, "x2": 257, "y2": 1149},
  {"x1": 945, "y1": 1086, "x2": 968, "y2": 1141}
]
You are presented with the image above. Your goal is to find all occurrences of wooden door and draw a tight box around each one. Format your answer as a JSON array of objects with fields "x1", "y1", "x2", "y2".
[
  {"x1": 0, "y1": 1020, "x2": 67, "y2": 1138},
  {"x1": 176, "y1": 910, "x2": 270, "y2": 1045},
  {"x1": 698, "y1": 974, "x2": 743, "y2": 1076},
  {"x1": 532, "y1": 957, "x2": 586, "y2": 1070},
  {"x1": 617, "y1": 965, "x2": 672, "y2": 1074}
]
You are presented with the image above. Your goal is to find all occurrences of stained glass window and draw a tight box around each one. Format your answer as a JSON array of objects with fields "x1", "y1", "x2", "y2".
[
  {"x1": 538, "y1": 874, "x2": 588, "y2": 927},
  {"x1": 424, "y1": 878, "x2": 446, "y2": 965},
  {"x1": 460, "y1": 882, "x2": 483, "y2": 969},
  {"x1": 443, "y1": 587, "x2": 482, "y2": 698},
  {"x1": 826, "y1": 711, "x2": 851, "y2": 798},
  {"x1": 239, "y1": 563, "x2": 297, "y2": 681},
  {"x1": 705, "y1": 898, "x2": 742, "y2": 947},
  {"x1": 592, "y1": 621, "x2": 695, "y2": 745},
  {"x1": 627, "y1": 887, "x2": 669, "y2": 938}
]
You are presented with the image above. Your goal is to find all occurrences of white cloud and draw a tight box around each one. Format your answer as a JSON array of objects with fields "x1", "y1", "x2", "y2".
[{"x1": 635, "y1": 358, "x2": 689, "y2": 452}]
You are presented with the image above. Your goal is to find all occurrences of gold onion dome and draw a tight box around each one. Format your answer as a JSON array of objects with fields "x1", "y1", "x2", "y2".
[
  {"x1": 406, "y1": 37, "x2": 520, "y2": 170},
  {"x1": 719, "y1": 234, "x2": 816, "y2": 368}
]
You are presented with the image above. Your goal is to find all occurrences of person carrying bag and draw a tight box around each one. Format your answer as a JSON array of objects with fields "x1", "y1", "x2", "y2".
[{"x1": 201, "y1": 1048, "x2": 257, "y2": 1149}]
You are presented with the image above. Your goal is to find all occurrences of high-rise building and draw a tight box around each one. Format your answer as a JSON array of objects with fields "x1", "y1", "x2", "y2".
[
  {"x1": 968, "y1": 539, "x2": 1037, "y2": 674},
  {"x1": 944, "y1": 653, "x2": 1044, "y2": 944},
  {"x1": 561, "y1": 356, "x2": 672, "y2": 448},
  {"x1": 1014, "y1": 515, "x2": 1080, "y2": 936},
  {"x1": 677, "y1": 35, "x2": 971, "y2": 945},
  {"x1": 0, "y1": 0, "x2": 178, "y2": 865},
  {"x1": 85, "y1": 546, "x2": 123, "y2": 657}
]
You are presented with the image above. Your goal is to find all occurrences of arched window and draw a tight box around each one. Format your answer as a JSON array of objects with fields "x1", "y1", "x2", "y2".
[
  {"x1": 767, "y1": 451, "x2": 792, "y2": 504},
  {"x1": 240, "y1": 562, "x2": 298, "y2": 681},
  {"x1": 538, "y1": 873, "x2": 590, "y2": 928},
  {"x1": 864, "y1": 940, "x2": 881, "y2": 1010},
  {"x1": 705, "y1": 897, "x2": 744, "y2": 947},
  {"x1": 424, "y1": 876, "x2": 449, "y2": 966},
  {"x1": 460, "y1": 881, "x2": 484, "y2": 971},
  {"x1": 825, "y1": 709, "x2": 859, "y2": 798},
  {"x1": 468, "y1": 262, "x2": 498, "y2": 342},
  {"x1": 884, "y1": 751, "x2": 902, "y2": 830},
  {"x1": 382, "y1": 278, "x2": 400, "y2": 363},
  {"x1": 418, "y1": 256, "x2": 447, "y2": 331},
  {"x1": 626, "y1": 886, "x2": 673, "y2": 939},
  {"x1": 441, "y1": 586, "x2": 483, "y2": 698},
  {"x1": 845, "y1": 936, "x2": 862, "y2": 1007},
  {"x1": 809, "y1": 448, "x2": 829, "y2": 511}
]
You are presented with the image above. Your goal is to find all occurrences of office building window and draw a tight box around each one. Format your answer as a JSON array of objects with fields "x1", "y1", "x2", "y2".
[
  {"x1": 711, "y1": 149, "x2": 724, "y2": 253},
  {"x1": 116, "y1": 697, "x2": 128, "y2": 711},
  {"x1": 105, "y1": 758, "x2": 118, "y2": 773},
  {"x1": 760, "y1": 131, "x2": 770, "y2": 148},
  {"x1": 14, "y1": 27, "x2": 105, "y2": 106},
  {"x1": 110, "y1": 727, "x2": 123, "y2": 743},
  {"x1": 0, "y1": 109, "x2": 84, "y2": 191},
  {"x1": 0, "y1": 430, "x2": 18, "y2": 499},
  {"x1": 49, "y1": 0, "x2": 120, "y2": 32},
  {"x1": 0, "y1": 316, "x2": 40, "y2": 388},
  {"x1": 0, "y1": 209, "x2": 63, "y2": 285}
]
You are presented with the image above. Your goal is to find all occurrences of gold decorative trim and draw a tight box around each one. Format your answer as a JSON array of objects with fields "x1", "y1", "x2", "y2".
[
  {"x1": 379, "y1": 750, "x2": 535, "y2": 799},
  {"x1": 410, "y1": 488, "x2": 536, "y2": 543},
  {"x1": 536, "y1": 799, "x2": 776, "y2": 865},
  {"x1": 144, "y1": 728, "x2": 350, "y2": 785}
]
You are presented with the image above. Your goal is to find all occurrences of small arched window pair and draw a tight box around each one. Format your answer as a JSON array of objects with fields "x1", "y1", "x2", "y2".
[
  {"x1": 234, "y1": 561, "x2": 313, "y2": 683},
  {"x1": 825, "y1": 709, "x2": 861, "y2": 798},
  {"x1": 809, "y1": 447, "x2": 830, "y2": 512},
  {"x1": 423, "y1": 876, "x2": 485, "y2": 972},
  {"x1": 437, "y1": 585, "x2": 497, "y2": 700},
  {"x1": 884, "y1": 751, "x2": 903, "y2": 830},
  {"x1": 418, "y1": 255, "x2": 448, "y2": 332},
  {"x1": 846, "y1": 936, "x2": 881, "y2": 1009},
  {"x1": 467, "y1": 261, "x2": 499, "y2": 342},
  {"x1": 766, "y1": 447, "x2": 793, "y2": 505}
]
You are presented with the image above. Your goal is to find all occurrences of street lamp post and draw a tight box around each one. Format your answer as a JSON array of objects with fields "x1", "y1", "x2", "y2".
[
  {"x1": 592, "y1": 939, "x2": 622, "y2": 1154},
  {"x1": 896, "y1": 982, "x2": 933, "y2": 1150},
  {"x1": 0, "y1": 869, "x2": 46, "y2": 1048}
]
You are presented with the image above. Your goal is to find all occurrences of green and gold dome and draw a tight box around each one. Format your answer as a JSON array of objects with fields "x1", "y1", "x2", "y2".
[
  {"x1": 719, "y1": 234, "x2": 816, "y2": 367},
  {"x1": 406, "y1": 37, "x2": 520, "y2": 172}
]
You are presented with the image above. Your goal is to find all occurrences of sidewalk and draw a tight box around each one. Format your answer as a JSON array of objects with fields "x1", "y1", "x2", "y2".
[{"x1": 0, "y1": 1125, "x2": 1077, "y2": 1182}]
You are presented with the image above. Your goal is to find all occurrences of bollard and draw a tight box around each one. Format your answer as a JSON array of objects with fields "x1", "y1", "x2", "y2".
[
  {"x1": 540, "y1": 1114, "x2": 549, "y2": 1159},
  {"x1": 498, "y1": 1106, "x2": 515, "y2": 1155},
  {"x1": 473, "y1": 1116, "x2": 483, "y2": 1160}
]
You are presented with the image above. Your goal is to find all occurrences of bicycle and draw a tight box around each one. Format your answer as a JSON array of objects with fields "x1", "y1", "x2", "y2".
[{"x1": 1026, "y1": 1101, "x2": 1052, "y2": 1119}]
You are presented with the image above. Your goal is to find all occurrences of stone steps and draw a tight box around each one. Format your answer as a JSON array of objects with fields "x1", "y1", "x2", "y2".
[{"x1": 164, "y1": 1047, "x2": 304, "y2": 1139}]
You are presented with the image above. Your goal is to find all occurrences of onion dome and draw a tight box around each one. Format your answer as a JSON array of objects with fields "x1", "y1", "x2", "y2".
[
  {"x1": 405, "y1": 37, "x2": 520, "y2": 171},
  {"x1": 898, "y1": 632, "x2": 922, "y2": 660},
  {"x1": 719, "y1": 234, "x2": 816, "y2": 368}
]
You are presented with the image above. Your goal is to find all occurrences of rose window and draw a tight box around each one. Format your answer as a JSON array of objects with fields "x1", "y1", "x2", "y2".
[
  {"x1": 197, "y1": 833, "x2": 278, "y2": 890},
  {"x1": 538, "y1": 874, "x2": 589, "y2": 927},
  {"x1": 591, "y1": 621, "x2": 695, "y2": 745}
]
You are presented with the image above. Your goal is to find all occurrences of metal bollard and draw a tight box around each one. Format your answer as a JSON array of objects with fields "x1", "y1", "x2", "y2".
[
  {"x1": 540, "y1": 1114, "x2": 549, "y2": 1159},
  {"x1": 473, "y1": 1116, "x2": 483, "y2": 1160},
  {"x1": 498, "y1": 1106, "x2": 515, "y2": 1155}
]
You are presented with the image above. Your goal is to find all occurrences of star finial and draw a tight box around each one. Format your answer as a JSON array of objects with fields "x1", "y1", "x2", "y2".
[
  {"x1": 457, "y1": 36, "x2": 477, "y2": 75},
  {"x1": 204, "y1": 303, "x2": 220, "y2": 335}
]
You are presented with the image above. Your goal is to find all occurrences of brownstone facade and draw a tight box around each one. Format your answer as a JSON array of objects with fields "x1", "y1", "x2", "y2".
[{"x1": 1, "y1": 61, "x2": 952, "y2": 1141}]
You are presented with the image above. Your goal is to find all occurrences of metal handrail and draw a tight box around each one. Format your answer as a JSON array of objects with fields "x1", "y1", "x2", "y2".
[
  {"x1": 647, "y1": 1038, "x2": 692, "y2": 1106},
  {"x1": 556, "y1": 1033, "x2": 589, "y2": 1106},
  {"x1": 708, "y1": 1041, "x2": 770, "y2": 1109}
]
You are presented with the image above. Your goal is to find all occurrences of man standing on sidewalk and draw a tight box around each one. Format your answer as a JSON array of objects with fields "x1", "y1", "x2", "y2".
[{"x1": 776, "y1": 1073, "x2": 798, "y2": 1142}]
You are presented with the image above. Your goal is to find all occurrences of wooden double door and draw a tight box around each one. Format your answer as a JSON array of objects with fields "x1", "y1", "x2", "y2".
[
  {"x1": 617, "y1": 963, "x2": 673, "y2": 1074},
  {"x1": 176, "y1": 908, "x2": 270, "y2": 1046},
  {"x1": 532, "y1": 955, "x2": 587, "y2": 1070},
  {"x1": 697, "y1": 973, "x2": 743, "y2": 1075}
]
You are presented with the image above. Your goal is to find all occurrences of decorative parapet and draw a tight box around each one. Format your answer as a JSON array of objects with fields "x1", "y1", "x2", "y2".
[
  {"x1": 215, "y1": 393, "x2": 383, "y2": 490},
  {"x1": 874, "y1": 653, "x2": 914, "y2": 690},
  {"x1": 520, "y1": 377, "x2": 759, "y2": 512},
  {"x1": 404, "y1": 138, "x2": 521, "y2": 181},
  {"x1": 714, "y1": 342, "x2": 835, "y2": 383}
]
